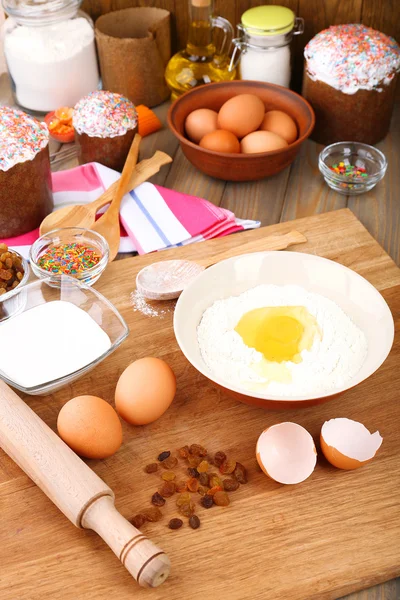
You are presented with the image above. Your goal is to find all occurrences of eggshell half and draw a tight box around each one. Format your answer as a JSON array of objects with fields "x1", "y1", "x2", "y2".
[
  {"x1": 320, "y1": 418, "x2": 383, "y2": 470},
  {"x1": 256, "y1": 422, "x2": 317, "y2": 484}
]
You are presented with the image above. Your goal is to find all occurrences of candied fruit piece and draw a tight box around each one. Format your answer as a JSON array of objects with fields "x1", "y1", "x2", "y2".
[
  {"x1": 197, "y1": 460, "x2": 209, "y2": 473},
  {"x1": 151, "y1": 492, "x2": 166, "y2": 507},
  {"x1": 188, "y1": 455, "x2": 201, "y2": 468},
  {"x1": 219, "y1": 459, "x2": 236, "y2": 475},
  {"x1": 175, "y1": 480, "x2": 187, "y2": 493},
  {"x1": 213, "y1": 491, "x2": 230, "y2": 506},
  {"x1": 209, "y1": 473, "x2": 223, "y2": 488},
  {"x1": 197, "y1": 485, "x2": 209, "y2": 496},
  {"x1": 187, "y1": 467, "x2": 200, "y2": 478},
  {"x1": 187, "y1": 477, "x2": 199, "y2": 492},
  {"x1": 223, "y1": 478, "x2": 240, "y2": 491},
  {"x1": 214, "y1": 451, "x2": 227, "y2": 467},
  {"x1": 199, "y1": 472, "x2": 209, "y2": 486},
  {"x1": 208, "y1": 486, "x2": 223, "y2": 496},
  {"x1": 144, "y1": 463, "x2": 158, "y2": 474},
  {"x1": 158, "y1": 481, "x2": 176, "y2": 498},
  {"x1": 168, "y1": 518, "x2": 183, "y2": 530},
  {"x1": 200, "y1": 495, "x2": 213, "y2": 509},
  {"x1": 162, "y1": 456, "x2": 178, "y2": 469},
  {"x1": 178, "y1": 501, "x2": 195, "y2": 517},
  {"x1": 158, "y1": 451, "x2": 171, "y2": 461},
  {"x1": 233, "y1": 462, "x2": 248, "y2": 484},
  {"x1": 189, "y1": 515, "x2": 201, "y2": 529},
  {"x1": 176, "y1": 492, "x2": 191, "y2": 507},
  {"x1": 142, "y1": 507, "x2": 163, "y2": 522},
  {"x1": 131, "y1": 514, "x2": 146, "y2": 529},
  {"x1": 189, "y1": 444, "x2": 208, "y2": 457},
  {"x1": 177, "y1": 445, "x2": 190, "y2": 459},
  {"x1": 162, "y1": 471, "x2": 176, "y2": 481}
]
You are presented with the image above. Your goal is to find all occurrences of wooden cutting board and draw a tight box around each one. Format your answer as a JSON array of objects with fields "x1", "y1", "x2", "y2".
[{"x1": 1, "y1": 208, "x2": 399, "y2": 600}]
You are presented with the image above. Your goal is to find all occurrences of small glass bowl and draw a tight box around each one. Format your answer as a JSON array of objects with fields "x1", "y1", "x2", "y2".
[
  {"x1": 0, "y1": 276, "x2": 129, "y2": 395},
  {"x1": 318, "y1": 142, "x2": 387, "y2": 196},
  {"x1": 0, "y1": 249, "x2": 30, "y2": 302},
  {"x1": 30, "y1": 227, "x2": 109, "y2": 287}
]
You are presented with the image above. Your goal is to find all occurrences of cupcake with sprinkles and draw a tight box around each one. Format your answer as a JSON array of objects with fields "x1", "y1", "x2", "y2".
[
  {"x1": 0, "y1": 106, "x2": 53, "y2": 238},
  {"x1": 73, "y1": 91, "x2": 138, "y2": 171},
  {"x1": 302, "y1": 24, "x2": 400, "y2": 145}
]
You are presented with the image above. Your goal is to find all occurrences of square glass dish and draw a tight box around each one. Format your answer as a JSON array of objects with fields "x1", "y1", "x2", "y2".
[{"x1": 0, "y1": 276, "x2": 129, "y2": 395}]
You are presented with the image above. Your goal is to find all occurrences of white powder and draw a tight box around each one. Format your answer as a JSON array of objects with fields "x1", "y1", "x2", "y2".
[
  {"x1": 197, "y1": 284, "x2": 368, "y2": 396},
  {"x1": 0, "y1": 300, "x2": 111, "y2": 388},
  {"x1": 4, "y1": 17, "x2": 99, "y2": 112},
  {"x1": 239, "y1": 45, "x2": 291, "y2": 88},
  {"x1": 131, "y1": 289, "x2": 171, "y2": 318}
]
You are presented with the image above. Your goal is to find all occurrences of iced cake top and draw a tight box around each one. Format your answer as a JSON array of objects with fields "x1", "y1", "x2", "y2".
[
  {"x1": 0, "y1": 106, "x2": 49, "y2": 172},
  {"x1": 304, "y1": 24, "x2": 400, "y2": 94},
  {"x1": 73, "y1": 91, "x2": 138, "y2": 138}
]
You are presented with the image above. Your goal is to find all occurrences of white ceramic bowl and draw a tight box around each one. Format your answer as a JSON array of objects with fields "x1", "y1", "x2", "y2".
[{"x1": 173, "y1": 251, "x2": 394, "y2": 409}]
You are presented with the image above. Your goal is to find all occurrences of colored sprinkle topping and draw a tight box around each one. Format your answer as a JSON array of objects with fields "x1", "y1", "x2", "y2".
[
  {"x1": 0, "y1": 106, "x2": 49, "y2": 172},
  {"x1": 305, "y1": 24, "x2": 400, "y2": 94},
  {"x1": 73, "y1": 91, "x2": 138, "y2": 138},
  {"x1": 38, "y1": 242, "x2": 101, "y2": 275},
  {"x1": 330, "y1": 161, "x2": 368, "y2": 178}
]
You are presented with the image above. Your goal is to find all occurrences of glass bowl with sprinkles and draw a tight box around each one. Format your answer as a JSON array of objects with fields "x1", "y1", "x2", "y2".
[
  {"x1": 30, "y1": 228, "x2": 109, "y2": 287},
  {"x1": 318, "y1": 141, "x2": 387, "y2": 195}
]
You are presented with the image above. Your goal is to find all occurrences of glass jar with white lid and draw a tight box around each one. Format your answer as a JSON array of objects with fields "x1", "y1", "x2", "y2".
[
  {"x1": 1, "y1": 0, "x2": 100, "y2": 113},
  {"x1": 230, "y1": 5, "x2": 304, "y2": 88}
]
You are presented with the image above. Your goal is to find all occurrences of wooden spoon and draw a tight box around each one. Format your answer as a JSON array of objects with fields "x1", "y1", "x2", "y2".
[
  {"x1": 136, "y1": 230, "x2": 307, "y2": 300},
  {"x1": 39, "y1": 149, "x2": 172, "y2": 235}
]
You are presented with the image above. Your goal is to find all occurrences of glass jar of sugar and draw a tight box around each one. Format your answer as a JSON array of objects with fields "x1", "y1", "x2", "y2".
[
  {"x1": 230, "y1": 5, "x2": 304, "y2": 88},
  {"x1": 2, "y1": 0, "x2": 100, "y2": 113}
]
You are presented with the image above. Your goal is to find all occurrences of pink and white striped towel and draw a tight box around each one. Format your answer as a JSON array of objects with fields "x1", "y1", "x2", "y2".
[{"x1": 1, "y1": 162, "x2": 260, "y2": 258}]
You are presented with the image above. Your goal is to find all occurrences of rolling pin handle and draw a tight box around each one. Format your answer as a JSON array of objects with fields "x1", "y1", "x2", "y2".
[{"x1": 81, "y1": 495, "x2": 170, "y2": 588}]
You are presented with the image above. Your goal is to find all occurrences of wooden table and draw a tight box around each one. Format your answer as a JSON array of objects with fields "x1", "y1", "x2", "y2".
[{"x1": 1, "y1": 73, "x2": 399, "y2": 599}]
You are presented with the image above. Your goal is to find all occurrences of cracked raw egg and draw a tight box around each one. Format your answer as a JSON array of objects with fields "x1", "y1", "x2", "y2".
[{"x1": 321, "y1": 418, "x2": 383, "y2": 470}]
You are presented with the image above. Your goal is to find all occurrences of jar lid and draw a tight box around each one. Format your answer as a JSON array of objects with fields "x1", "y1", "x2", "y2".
[
  {"x1": 2, "y1": 0, "x2": 81, "y2": 25},
  {"x1": 0, "y1": 106, "x2": 49, "y2": 172},
  {"x1": 241, "y1": 5, "x2": 295, "y2": 36},
  {"x1": 73, "y1": 91, "x2": 138, "y2": 139}
]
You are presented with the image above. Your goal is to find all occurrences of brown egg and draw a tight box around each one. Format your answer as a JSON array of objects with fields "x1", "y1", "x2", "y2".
[
  {"x1": 218, "y1": 94, "x2": 265, "y2": 138},
  {"x1": 241, "y1": 130, "x2": 288, "y2": 154},
  {"x1": 57, "y1": 395, "x2": 123, "y2": 459},
  {"x1": 199, "y1": 130, "x2": 240, "y2": 153},
  {"x1": 185, "y1": 108, "x2": 219, "y2": 144},
  {"x1": 260, "y1": 110, "x2": 298, "y2": 144},
  {"x1": 115, "y1": 357, "x2": 176, "y2": 425}
]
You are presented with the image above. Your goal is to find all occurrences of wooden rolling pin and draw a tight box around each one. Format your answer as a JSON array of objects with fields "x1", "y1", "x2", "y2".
[{"x1": 0, "y1": 380, "x2": 170, "y2": 588}]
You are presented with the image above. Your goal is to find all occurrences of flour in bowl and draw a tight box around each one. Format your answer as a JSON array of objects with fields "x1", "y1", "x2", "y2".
[{"x1": 197, "y1": 284, "x2": 368, "y2": 396}]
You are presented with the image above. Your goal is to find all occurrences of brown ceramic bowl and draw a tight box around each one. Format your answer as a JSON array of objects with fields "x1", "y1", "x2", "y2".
[{"x1": 167, "y1": 81, "x2": 315, "y2": 182}]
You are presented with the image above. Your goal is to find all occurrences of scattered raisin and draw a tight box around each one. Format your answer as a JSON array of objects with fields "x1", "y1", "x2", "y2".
[
  {"x1": 178, "y1": 501, "x2": 195, "y2": 517},
  {"x1": 175, "y1": 480, "x2": 187, "y2": 493},
  {"x1": 131, "y1": 514, "x2": 147, "y2": 529},
  {"x1": 151, "y1": 492, "x2": 166, "y2": 507},
  {"x1": 197, "y1": 485, "x2": 209, "y2": 496},
  {"x1": 199, "y1": 472, "x2": 209, "y2": 486},
  {"x1": 189, "y1": 444, "x2": 208, "y2": 457},
  {"x1": 142, "y1": 507, "x2": 163, "y2": 522},
  {"x1": 158, "y1": 481, "x2": 176, "y2": 498},
  {"x1": 200, "y1": 495, "x2": 213, "y2": 509},
  {"x1": 214, "y1": 451, "x2": 227, "y2": 467},
  {"x1": 168, "y1": 518, "x2": 183, "y2": 530},
  {"x1": 208, "y1": 486, "x2": 223, "y2": 496},
  {"x1": 176, "y1": 492, "x2": 192, "y2": 507},
  {"x1": 233, "y1": 462, "x2": 248, "y2": 484},
  {"x1": 187, "y1": 477, "x2": 199, "y2": 492},
  {"x1": 205, "y1": 454, "x2": 215, "y2": 466},
  {"x1": 208, "y1": 473, "x2": 223, "y2": 488},
  {"x1": 219, "y1": 459, "x2": 236, "y2": 475},
  {"x1": 144, "y1": 463, "x2": 158, "y2": 474},
  {"x1": 187, "y1": 467, "x2": 199, "y2": 478},
  {"x1": 177, "y1": 445, "x2": 190, "y2": 459},
  {"x1": 189, "y1": 515, "x2": 201, "y2": 529},
  {"x1": 188, "y1": 455, "x2": 201, "y2": 468},
  {"x1": 161, "y1": 471, "x2": 176, "y2": 481},
  {"x1": 197, "y1": 460, "x2": 209, "y2": 473},
  {"x1": 158, "y1": 451, "x2": 171, "y2": 462},
  {"x1": 213, "y1": 491, "x2": 230, "y2": 506},
  {"x1": 223, "y1": 478, "x2": 240, "y2": 492},
  {"x1": 161, "y1": 456, "x2": 178, "y2": 469}
]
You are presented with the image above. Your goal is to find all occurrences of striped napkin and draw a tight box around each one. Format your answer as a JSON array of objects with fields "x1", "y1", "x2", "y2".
[{"x1": 2, "y1": 162, "x2": 260, "y2": 258}]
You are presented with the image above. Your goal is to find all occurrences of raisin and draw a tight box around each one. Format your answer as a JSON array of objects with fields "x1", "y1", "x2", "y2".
[
  {"x1": 213, "y1": 491, "x2": 230, "y2": 506},
  {"x1": 189, "y1": 444, "x2": 208, "y2": 457},
  {"x1": 158, "y1": 451, "x2": 171, "y2": 461},
  {"x1": 188, "y1": 455, "x2": 201, "y2": 468},
  {"x1": 144, "y1": 463, "x2": 158, "y2": 474},
  {"x1": 205, "y1": 454, "x2": 215, "y2": 466},
  {"x1": 142, "y1": 507, "x2": 163, "y2": 522},
  {"x1": 199, "y1": 472, "x2": 209, "y2": 486},
  {"x1": 176, "y1": 492, "x2": 192, "y2": 507},
  {"x1": 209, "y1": 473, "x2": 223, "y2": 488},
  {"x1": 214, "y1": 451, "x2": 227, "y2": 467},
  {"x1": 189, "y1": 515, "x2": 201, "y2": 529},
  {"x1": 168, "y1": 518, "x2": 183, "y2": 530},
  {"x1": 187, "y1": 467, "x2": 199, "y2": 478},
  {"x1": 175, "y1": 480, "x2": 188, "y2": 493},
  {"x1": 197, "y1": 460, "x2": 209, "y2": 473},
  {"x1": 223, "y1": 478, "x2": 240, "y2": 491},
  {"x1": 233, "y1": 462, "x2": 248, "y2": 484},
  {"x1": 158, "y1": 481, "x2": 176, "y2": 498},
  {"x1": 187, "y1": 477, "x2": 199, "y2": 492},
  {"x1": 178, "y1": 501, "x2": 195, "y2": 517},
  {"x1": 208, "y1": 486, "x2": 223, "y2": 496},
  {"x1": 200, "y1": 495, "x2": 213, "y2": 509},
  {"x1": 161, "y1": 471, "x2": 176, "y2": 481},
  {"x1": 177, "y1": 445, "x2": 190, "y2": 459},
  {"x1": 161, "y1": 456, "x2": 178, "y2": 469},
  {"x1": 151, "y1": 492, "x2": 166, "y2": 507},
  {"x1": 219, "y1": 459, "x2": 236, "y2": 475},
  {"x1": 197, "y1": 486, "x2": 209, "y2": 496},
  {"x1": 131, "y1": 514, "x2": 146, "y2": 529}
]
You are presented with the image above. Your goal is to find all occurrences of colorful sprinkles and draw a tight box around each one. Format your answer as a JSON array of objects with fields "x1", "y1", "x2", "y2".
[
  {"x1": 0, "y1": 106, "x2": 49, "y2": 172},
  {"x1": 73, "y1": 91, "x2": 138, "y2": 139},
  {"x1": 304, "y1": 24, "x2": 400, "y2": 94},
  {"x1": 330, "y1": 161, "x2": 368, "y2": 178},
  {"x1": 38, "y1": 242, "x2": 102, "y2": 275}
]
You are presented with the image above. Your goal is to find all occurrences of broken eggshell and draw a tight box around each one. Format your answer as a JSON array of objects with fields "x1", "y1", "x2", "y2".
[
  {"x1": 256, "y1": 422, "x2": 317, "y2": 485},
  {"x1": 320, "y1": 417, "x2": 383, "y2": 470}
]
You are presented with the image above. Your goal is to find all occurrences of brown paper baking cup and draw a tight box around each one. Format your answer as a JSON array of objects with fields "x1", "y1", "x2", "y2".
[{"x1": 95, "y1": 8, "x2": 171, "y2": 108}]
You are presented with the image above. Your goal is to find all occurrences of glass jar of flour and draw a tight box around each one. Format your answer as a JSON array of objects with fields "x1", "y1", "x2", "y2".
[
  {"x1": 230, "y1": 5, "x2": 304, "y2": 88},
  {"x1": 2, "y1": 0, "x2": 100, "y2": 113}
]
